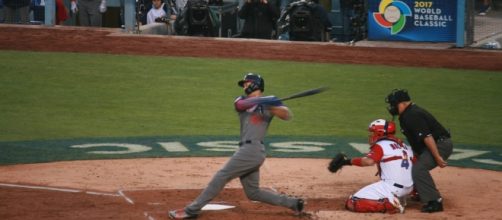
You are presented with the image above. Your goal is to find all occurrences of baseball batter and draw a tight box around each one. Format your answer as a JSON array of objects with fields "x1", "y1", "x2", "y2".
[
  {"x1": 168, "y1": 73, "x2": 304, "y2": 219},
  {"x1": 328, "y1": 119, "x2": 414, "y2": 214}
]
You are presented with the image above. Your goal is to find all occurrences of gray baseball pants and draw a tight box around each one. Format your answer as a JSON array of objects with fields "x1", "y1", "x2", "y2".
[
  {"x1": 412, "y1": 138, "x2": 453, "y2": 203},
  {"x1": 78, "y1": 0, "x2": 102, "y2": 27},
  {"x1": 184, "y1": 143, "x2": 298, "y2": 215}
]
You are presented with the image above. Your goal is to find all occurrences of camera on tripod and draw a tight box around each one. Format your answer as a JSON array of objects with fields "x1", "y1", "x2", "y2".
[{"x1": 155, "y1": 16, "x2": 171, "y2": 23}]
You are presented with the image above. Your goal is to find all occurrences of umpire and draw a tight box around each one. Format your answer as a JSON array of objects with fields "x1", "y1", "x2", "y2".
[{"x1": 385, "y1": 89, "x2": 453, "y2": 213}]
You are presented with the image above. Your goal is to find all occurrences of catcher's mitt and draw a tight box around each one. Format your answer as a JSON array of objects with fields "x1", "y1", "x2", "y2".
[{"x1": 328, "y1": 153, "x2": 352, "y2": 173}]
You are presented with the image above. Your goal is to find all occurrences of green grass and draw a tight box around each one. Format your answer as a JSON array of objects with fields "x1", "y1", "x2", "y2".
[{"x1": 1, "y1": 50, "x2": 501, "y2": 147}]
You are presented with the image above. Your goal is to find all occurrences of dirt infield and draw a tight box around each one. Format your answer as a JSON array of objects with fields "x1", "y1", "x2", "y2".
[
  {"x1": 1, "y1": 24, "x2": 502, "y2": 220},
  {"x1": 0, "y1": 158, "x2": 501, "y2": 220}
]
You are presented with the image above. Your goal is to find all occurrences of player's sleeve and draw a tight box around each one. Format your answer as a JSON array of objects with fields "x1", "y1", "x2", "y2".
[
  {"x1": 367, "y1": 144, "x2": 384, "y2": 162},
  {"x1": 234, "y1": 96, "x2": 283, "y2": 112},
  {"x1": 234, "y1": 96, "x2": 248, "y2": 112}
]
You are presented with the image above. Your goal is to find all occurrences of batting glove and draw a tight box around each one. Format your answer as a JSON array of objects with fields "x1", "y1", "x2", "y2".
[
  {"x1": 71, "y1": 0, "x2": 78, "y2": 13},
  {"x1": 99, "y1": 0, "x2": 107, "y2": 13}
]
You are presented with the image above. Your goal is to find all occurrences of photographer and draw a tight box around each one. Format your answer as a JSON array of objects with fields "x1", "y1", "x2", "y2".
[
  {"x1": 277, "y1": 0, "x2": 331, "y2": 41},
  {"x1": 238, "y1": 0, "x2": 279, "y2": 39}
]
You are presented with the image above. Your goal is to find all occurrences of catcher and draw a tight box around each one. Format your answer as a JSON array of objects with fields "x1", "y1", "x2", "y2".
[{"x1": 328, "y1": 119, "x2": 415, "y2": 214}]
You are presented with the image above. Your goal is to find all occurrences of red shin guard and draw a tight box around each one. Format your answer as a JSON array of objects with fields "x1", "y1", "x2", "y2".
[{"x1": 345, "y1": 196, "x2": 399, "y2": 214}]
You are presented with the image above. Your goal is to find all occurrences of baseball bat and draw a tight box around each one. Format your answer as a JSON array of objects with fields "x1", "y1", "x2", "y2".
[{"x1": 279, "y1": 87, "x2": 328, "y2": 101}]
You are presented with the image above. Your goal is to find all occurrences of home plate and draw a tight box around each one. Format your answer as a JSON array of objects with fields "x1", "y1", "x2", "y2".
[{"x1": 201, "y1": 204, "x2": 236, "y2": 211}]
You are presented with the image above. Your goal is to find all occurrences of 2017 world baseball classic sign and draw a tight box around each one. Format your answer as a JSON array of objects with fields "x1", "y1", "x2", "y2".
[{"x1": 368, "y1": 0, "x2": 457, "y2": 42}]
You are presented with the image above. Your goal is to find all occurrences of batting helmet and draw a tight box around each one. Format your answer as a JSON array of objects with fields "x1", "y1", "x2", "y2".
[
  {"x1": 368, "y1": 119, "x2": 396, "y2": 145},
  {"x1": 385, "y1": 89, "x2": 411, "y2": 115},
  {"x1": 238, "y1": 73, "x2": 265, "y2": 94}
]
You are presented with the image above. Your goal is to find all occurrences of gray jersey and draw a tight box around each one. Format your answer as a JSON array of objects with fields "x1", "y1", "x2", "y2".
[{"x1": 235, "y1": 96, "x2": 274, "y2": 141}]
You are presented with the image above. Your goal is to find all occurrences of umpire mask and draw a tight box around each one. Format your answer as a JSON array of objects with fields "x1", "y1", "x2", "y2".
[{"x1": 385, "y1": 89, "x2": 410, "y2": 116}]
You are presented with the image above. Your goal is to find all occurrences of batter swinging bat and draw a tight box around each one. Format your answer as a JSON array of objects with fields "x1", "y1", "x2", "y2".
[
  {"x1": 235, "y1": 87, "x2": 328, "y2": 111},
  {"x1": 279, "y1": 87, "x2": 328, "y2": 101}
]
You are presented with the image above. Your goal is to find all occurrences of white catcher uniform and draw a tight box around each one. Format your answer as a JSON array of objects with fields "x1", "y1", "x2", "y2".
[{"x1": 351, "y1": 138, "x2": 414, "y2": 212}]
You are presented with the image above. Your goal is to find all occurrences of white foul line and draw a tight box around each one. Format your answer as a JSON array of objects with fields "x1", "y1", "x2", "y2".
[
  {"x1": 86, "y1": 191, "x2": 121, "y2": 197},
  {"x1": 0, "y1": 182, "x2": 81, "y2": 193},
  {"x1": 0, "y1": 182, "x2": 120, "y2": 197},
  {"x1": 118, "y1": 189, "x2": 135, "y2": 204}
]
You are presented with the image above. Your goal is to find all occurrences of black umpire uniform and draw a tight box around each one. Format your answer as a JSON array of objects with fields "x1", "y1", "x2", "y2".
[{"x1": 386, "y1": 89, "x2": 453, "y2": 213}]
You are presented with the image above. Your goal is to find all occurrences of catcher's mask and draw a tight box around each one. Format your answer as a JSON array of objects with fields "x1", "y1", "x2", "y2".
[
  {"x1": 385, "y1": 89, "x2": 410, "y2": 116},
  {"x1": 238, "y1": 73, "x2": 265, "y2": 95},
  {"x1": 368, "y1": 119, "x2": 396, "y2": 145}
]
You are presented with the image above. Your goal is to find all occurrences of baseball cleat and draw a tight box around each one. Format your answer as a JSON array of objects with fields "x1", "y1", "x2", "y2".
[
  {"x1": 294, "y1": 198, "x2": 305, "y2": 215},
  {"x1": 168, "y1": 209, "x2": 197, "y2": 219},
  {"x1": 421, "y1": 198, "x2": 443, "y2": 213}
]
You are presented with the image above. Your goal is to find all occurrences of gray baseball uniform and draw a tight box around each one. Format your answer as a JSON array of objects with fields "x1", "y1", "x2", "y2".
[{"x1": 184, "y1": 96, "x2": 299, "y2": 215}]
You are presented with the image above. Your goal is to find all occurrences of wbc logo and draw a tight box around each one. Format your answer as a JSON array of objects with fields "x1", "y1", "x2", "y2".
[{"x1": 373, "y1": 0, "x2": 412, "y2": 35}]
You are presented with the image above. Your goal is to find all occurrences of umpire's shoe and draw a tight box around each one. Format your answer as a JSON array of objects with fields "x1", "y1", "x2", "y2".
[
  {"x1": 421, "y1": 198, "x2": 443, "y2": 213},
  {"x1": 168, "y1": 209, "x2": 197, "y2": 219}
]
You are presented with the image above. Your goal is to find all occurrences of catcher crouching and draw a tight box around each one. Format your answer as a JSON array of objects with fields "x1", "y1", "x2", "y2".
[{"x1": 328, "y1": 119, "x2": 415, "y2": 214}]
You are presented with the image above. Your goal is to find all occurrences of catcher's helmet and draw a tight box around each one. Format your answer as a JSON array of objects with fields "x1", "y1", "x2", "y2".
[
  {"x1": 368, "y1": 119, "x2": 396, "y2": 145},
  {"x1": 238, "y1": 73, "x2": 265, "y2": 94},
  {"x1": 385, "y1": 89, "x2": 411, "y2": 115}
]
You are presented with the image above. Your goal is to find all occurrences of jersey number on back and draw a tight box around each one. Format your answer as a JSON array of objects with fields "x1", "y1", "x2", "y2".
[{"x1": 401, "y1": 150, "x2": 410, "y2": 169}]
